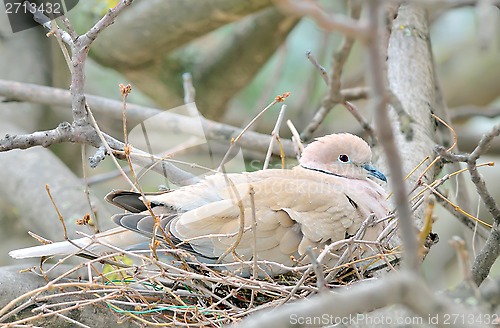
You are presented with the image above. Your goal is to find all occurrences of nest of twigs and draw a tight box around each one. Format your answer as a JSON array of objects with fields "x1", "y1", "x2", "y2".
[{"x1": 1, "y1": 228, "x2": 402, "y2": 327}]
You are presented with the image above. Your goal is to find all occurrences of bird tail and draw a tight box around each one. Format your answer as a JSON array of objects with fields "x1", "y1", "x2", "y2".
[
  {"x1": 9, "y1": 238, "x2": 92, "y2": 259},
  {"x1": 9, "y1": 227, "x2": 146, "y2": 259}
]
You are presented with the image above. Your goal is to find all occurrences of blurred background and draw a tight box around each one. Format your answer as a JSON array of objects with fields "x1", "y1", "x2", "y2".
[{"x1": 0, "y1": 0, "x2": 499, "y2": 290}]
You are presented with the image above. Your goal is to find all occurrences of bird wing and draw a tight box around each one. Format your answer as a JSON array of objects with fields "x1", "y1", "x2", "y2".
[{"x1": 133, "y1": 168, "x2": 387, "y2": 269}]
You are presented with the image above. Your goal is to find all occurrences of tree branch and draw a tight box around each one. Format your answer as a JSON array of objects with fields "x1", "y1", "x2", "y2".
[
  {"x1": 0, "y1": 80, "x2": 294, "y2": 157},
  {"x1": 236, "y1": 272, "x2": 476, "y2": 328},
  {"x1": 435, "y1": 124, "x2": 500, "y2": 286},
  {"x1": 0, "y1": 122, "x2": 111, "y2": 240},
  {"x1": 272, "y1": 0, "x2": 369, "y2": 39},
  {"x1": 300, "y1": 3, "x2": 362, "y2": 140}
]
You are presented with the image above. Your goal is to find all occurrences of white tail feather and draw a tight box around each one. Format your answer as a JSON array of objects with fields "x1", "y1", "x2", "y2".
[
  {"x1": 9, "y1": 228, "x2": 147, "y2": 259},
  {"x1": 9, "y1": 238, "x2": 93, "y2": 259}
]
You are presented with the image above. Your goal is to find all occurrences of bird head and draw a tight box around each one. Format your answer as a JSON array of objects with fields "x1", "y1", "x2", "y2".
[{"x1": 299, "y1": 133, "x2": 387, "y2": 182}]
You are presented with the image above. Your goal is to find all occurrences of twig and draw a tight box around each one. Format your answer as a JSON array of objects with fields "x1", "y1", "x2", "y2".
[
  {"x1": 305, "y1": 50, "x2": 328, "y2": 84},
  {"x1": 300, "y1": 4, "x2": 362, "y2": 140},
  {"x1": 343, "y1": 101, "x2": 376, "y2": 142},
  {"x1": 272, "y1": 0, "x2": 369, "y2": 40},
  {"x1": 88, "y1": 145, "x2": 107, "y2": 168},
  {"x1": 218, "y1": 93, "x2": 289, "y2": 171},
  {"x1": 449, "y1": 236, "x2": 480, "y2": 296},
  {"x1": 0, "y1": 80, "x2": 295, "y2": 157},
  {"x1": 81, "y1": 146, "x2": 99, "y2": 233},
  {"x1": 325, "y1": 214, "x2": 376, "y2": 282},
  {"x1": 0, "y1": 122, "x2": 85, "y2": 151},
  {"x1": 86, "y1": 104, "x2": 137, "y2": 191},
  {"x1": 435, "y1": 124, "x2": 500, "y2": 222},
  {"x1": 341, "y1": 86, "x2": 369, "y2": 101},
  {"x1": 435, "y1": 124, "x2": 500, "y2": 285},
  {"x1": 41, "y1": 307, "x2": 91, "y2": 328},
  {"x1": 449, "y1": 105, "x2": 500, "y2": 121},
  {"x1": 286, "y1": 119, "x2": 304, "y2": 159},
  {"x1": 45, "y1": 184, "x2": 69, "y2": 240},
  {"x1": 263, "y1": 104, "x2": 287, "y2": 169},
  {"x1": 305, "y1": 247, "x2": 326, "y2": 291}
]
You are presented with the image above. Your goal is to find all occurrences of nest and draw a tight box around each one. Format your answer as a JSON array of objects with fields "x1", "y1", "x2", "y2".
[{"x1": 1, "y1": 227, "x2": 400, "y2": 327}]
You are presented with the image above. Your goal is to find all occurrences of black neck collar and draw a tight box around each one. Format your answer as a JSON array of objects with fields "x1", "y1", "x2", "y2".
[{"x1": 300, "y1": 164, "x2": 345, "y2": 178}]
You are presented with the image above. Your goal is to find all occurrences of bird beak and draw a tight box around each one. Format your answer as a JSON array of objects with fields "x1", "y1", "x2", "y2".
[{"x1": 362, "y1": 164, "x2": 387, "y2": 182}]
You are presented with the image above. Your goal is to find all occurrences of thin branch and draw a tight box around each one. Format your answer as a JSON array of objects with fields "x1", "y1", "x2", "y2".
[
  {"x1": 0, "y1": 122, "x2": 96, "y2": 151},
  {"x1": 435, "y1": 124, "x2": 500, "y2": 285},
  {"x1": 300, "y1": 4, "x2": 362, "y2": 140},
  {"x1": 343, "y1": 101, "x2": 376, "y2": 142},
  {"x1": 305, "y1": 50, "x2": 328, "y2": 84},
  {"x1": 81, "y1": 0, "x2": 134, "y2": 46},
  {"x1": 0, "y1": 80, "x2": 294, "y2": 157},
  {"x1": 263, "y1": 104, "x2": 287, "y2": 170},
  {"x1": 449, "y1": 105, "x2": 500, "y2": 121},
  {"x1": 272, "y1": 0, "x2": 369, "y2": 39}
]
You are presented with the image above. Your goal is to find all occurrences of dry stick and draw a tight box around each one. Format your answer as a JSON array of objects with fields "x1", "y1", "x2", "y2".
[
  {"x1": 249, "y1": 186, "x2": 258, "y2": 308},
  {"x1": 59, "y1": 15, "x2": 78, "y2": 40},
  {"x1": 86, "y1": 104, "x2": 138, "y2": 191},
  {"x1": 89, "y1": 239, "x2": 295, "y2": 295},
  {"x1": 286, "y1": 119, "x2": 304, "y2": 158},
  {"x1": 401, "y1": 160, "x2": 493, "y2": 237},
  {"x1": 468, "y1": 124, "x2": 500, "y2": 219},
  {"x1": 306, "y1": 49, "x2": 328, "y2": 84},
  {"x1": 218, "y1": 93, "x2": 289, "y2": 171},
  {"x1": 272, "y1": 0, "x2": 369, "y2": 39},
  {"x1": 413, "y1": 113, "x2": 458, "y2": 186},
  {"x1": 81, "y1": 146, "x2": 100, "y2": 233},
  {"x1": 0, "y1": 80, "x2": 294, "y2": 158},
  {"x1": 300, "y1": 3, "x2": 363, "y2": 141},
  {"x1": 116, "y1": 84, "x2": 169, "y2": 259},
  {"x1": 431, "y1": 124, "x2": 500, "y2": 285},
  {"x1": 0, "y1": 279, "x2": 121, "y2": 320},
  {"x1": 45, "y1": 184, "x2": 69, "y2": 240},
  {"x1": 449, "y1": 236, "x2": 480, "y2": 296},
  {"x1": 263, "y1": 104, "x2": 287, "y2": 169},
  {"x1": 44, "y1": 185, "x2": 98, "y2": 256},
  {"x1": 449, "y1": 105, "x2": 500, "y2": 121},
  {"x1": 5, "y1": 290, "x2": 124, "y2": 327},
  {"x1": 305, "y1": 247, "x2": 326, "y2": 292},
  {"x1": 343, "y1": 101, "x2": 376, "y2": 142},
  {"x1": 42, "y1": 308, "x2": 91, "y2": 328},
  {"x1": 425, "y1": 182, "x2": 492, "y2": 229},
  {"x1": 295, "y1": 36, "x2": 328, "y2": 110},
  {"x1": 215, "y1": 178, "x2": 246, "y2": 265},
  {"x1": 324, "y1": 214, "x2": 376, "y2": 282}
]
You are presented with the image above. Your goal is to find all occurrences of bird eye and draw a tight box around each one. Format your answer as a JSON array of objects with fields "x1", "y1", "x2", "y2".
[{"x1": 338, "y1": 154, "x2": 349, "y2": 163}]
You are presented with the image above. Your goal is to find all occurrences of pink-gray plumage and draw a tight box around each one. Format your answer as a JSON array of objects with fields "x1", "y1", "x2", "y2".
[{"x1": 10, "y1": 133, "x2": 389, "y2": 276}]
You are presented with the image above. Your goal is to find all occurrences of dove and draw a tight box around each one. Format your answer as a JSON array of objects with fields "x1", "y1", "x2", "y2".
[{"x1": 9, "y1": 133, "x2": 389, "y2": 276}]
